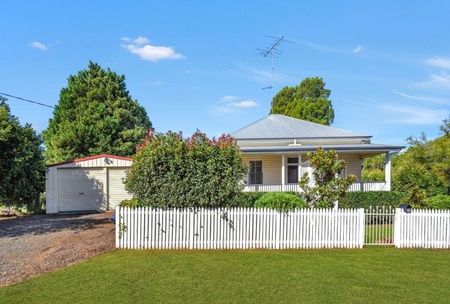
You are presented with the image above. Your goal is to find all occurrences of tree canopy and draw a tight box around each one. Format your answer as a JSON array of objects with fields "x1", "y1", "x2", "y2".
[
  {"x1": 125, "y1": 130, "x2": 246, "y2": 208},
  {"x1": 43, "y1": 61, "x2": 151, "y2": 163},
  {"x1": 392, "y1": 133, "x2": 449, "y2": 197},
  {"x1": 299, "y1": 148, "x2": 356, "y2": 208},
  {"x1": 362, "y1": 117, "x2": 450, "y2": 197},
  {"x1": 0, "y1": 97, "x2": 45, "y2": 208},
  {"x1": 270, "y1": 77, "x2": 334, "y2": 125}
]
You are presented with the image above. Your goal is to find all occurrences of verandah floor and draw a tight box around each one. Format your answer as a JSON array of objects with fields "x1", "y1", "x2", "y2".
[{"x1": 1, "y1": 248, "x2": 449, "y2": 303}]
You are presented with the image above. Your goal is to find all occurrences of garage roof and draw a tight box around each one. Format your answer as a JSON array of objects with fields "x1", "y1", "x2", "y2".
[{"x1": 47, "y1": 154, "x2": 132, "y2": 167}]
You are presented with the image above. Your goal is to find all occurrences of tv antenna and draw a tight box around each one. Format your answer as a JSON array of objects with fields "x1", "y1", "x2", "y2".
[{"x1": 257, "y1": 35, "x2": 294, "y2": 98}]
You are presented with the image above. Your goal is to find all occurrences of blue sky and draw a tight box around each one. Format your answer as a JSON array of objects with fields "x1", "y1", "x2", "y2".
[{"x1": 1, "y1": 1, "x2": 449, "y2": 145}]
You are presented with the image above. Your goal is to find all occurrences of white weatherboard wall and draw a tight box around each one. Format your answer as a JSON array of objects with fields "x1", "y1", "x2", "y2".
[
  {"x1": 116, "y1": 207, "x2": 364, "y2": 249},
  {"x1": 394, "y1": 209, "x2": 450, "y2": 249},
  {"x1": 108, "y1": 168, "x2": 133, "y2": 209},
  {"x1": 46, "y1": 155, "x2": 132, "y2": 213}
]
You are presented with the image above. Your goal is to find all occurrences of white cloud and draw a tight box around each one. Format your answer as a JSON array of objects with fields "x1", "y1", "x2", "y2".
[
  {"x1": 416, "y1": 72, "x2": 450, "y2": 90},
  {"x1": 220, "y1": 95, "x2": 239, "y2": 102},
  {"x1": 425, "y1": 57, "x2": 450, "y2": 70},
  {"x1": 350, "y1": 100, "x2": 446, "y2": 125},
  {"x1": 393, "y1": 89, "x2": 449, "y2": 105},
  {"x1": 228, "y1": 100, "x2": 258, "y2": 108},
  {"x1": 214, "y1": 96, "x2": 258, "y2": 113},
  {"x1": 29, "y1": 41, "x2": 48, "y2": 51},
  {"x1": 121, "y1": 36, "x2": 185, "y2": 62},
  {"x1": 377, "y1": 104, "x2": 446, "y2": 125},
  {"x1": 352, "y1": 45, "x2": 363, "y2": 54}
]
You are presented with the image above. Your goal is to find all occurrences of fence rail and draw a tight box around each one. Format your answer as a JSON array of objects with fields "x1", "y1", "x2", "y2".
[
  {"x1": 116, "y1": 207, "x2": 364, "y2": 250},
  {"x1": 394, "y1": 209, "x2": 450, "y2": 249}
]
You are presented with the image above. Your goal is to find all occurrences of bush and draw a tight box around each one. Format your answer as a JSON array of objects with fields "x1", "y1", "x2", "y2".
[
  {"x1": 425, "y1": 195, "x2": 450, "y2": 209},
  {"x1": 338, "y1": 191, "x2": 406, "y2": 209},
  {"x1": 234, "y1": 192, "x2": 267, "y2": 207},
  {"x1": 119, "y1": 198, "x2": 142, "y2": 207},
  {"x1": 255, "y1": 192, "x2": 307, "y2": 211},
  {"x1": 125, "y1": 130, "x2": 246, "y2": 208},
  {"x1": 234, "y1": 192, "x2": 300, "y2": 208}
]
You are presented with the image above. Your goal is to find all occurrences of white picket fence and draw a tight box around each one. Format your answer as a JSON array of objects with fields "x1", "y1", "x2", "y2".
[
  {"x1": 394, "y1": 209, "x2": 450, "y2": 249},
  {"x1": 115, "y1": 207, "x2": 364, "y2": 250}
]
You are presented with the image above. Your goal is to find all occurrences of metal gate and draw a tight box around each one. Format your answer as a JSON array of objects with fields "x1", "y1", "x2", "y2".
[{"x1": 364, "y1": 206, "x2": 395, "y2": 246}]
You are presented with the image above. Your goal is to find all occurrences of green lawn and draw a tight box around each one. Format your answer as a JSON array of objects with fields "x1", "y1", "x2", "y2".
[
  {"x1": 365, "y1": 224, "x2": 393, "y2": 244},
  {"x1": 1, "y1": 248, "x2": 450, "y2": 304}
]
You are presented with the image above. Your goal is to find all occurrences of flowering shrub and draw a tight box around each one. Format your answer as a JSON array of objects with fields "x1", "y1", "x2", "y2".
[{"x1": 125, "y1": 130, "x2": 246, "y2": 208}]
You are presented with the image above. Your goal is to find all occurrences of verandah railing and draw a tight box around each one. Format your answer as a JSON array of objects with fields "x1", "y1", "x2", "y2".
[{"x1": 243, "y1": 182, "x2": 387, "y2": 193}]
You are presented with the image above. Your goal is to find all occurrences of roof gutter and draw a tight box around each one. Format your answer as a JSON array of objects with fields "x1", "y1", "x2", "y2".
[
  {"x1": 240, "y1": 146, "x2": 405, "y2": 154},
  {"x1": 235, "y1": 135, "x2": 373, "y2": 140}
]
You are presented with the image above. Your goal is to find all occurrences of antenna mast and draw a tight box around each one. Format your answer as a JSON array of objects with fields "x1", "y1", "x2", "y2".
[{"x1": 257, "y1": 35, "x2": 294, "y2": 98}]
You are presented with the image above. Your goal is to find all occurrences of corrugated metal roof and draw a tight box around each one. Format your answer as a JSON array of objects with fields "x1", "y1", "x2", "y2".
[
  {"x1": 240, "y1": 144, "x2": 405, "y2": 153},
  {"x1": 47, "y1": 154, "x2": 132, "y2": 167},
  {"x1": 232, "y1": 114, "x2": 371, "y2": 139}
]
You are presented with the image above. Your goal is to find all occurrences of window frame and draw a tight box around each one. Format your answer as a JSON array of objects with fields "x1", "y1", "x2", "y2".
[
  {"x1": 287, "y1": 157, "x2": 299, "y2": 184},
  {"x1": 248, "y1": 160, "x2": 263, "y2": 185}
]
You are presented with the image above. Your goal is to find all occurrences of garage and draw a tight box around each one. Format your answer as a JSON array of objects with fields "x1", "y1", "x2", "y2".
[{"x1": 46, "y1": 154, "x2": 133, "y2": 213}]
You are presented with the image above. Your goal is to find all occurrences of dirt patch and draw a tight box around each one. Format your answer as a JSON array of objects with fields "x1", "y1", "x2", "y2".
[{"x1": 0, "y1": 212, "x2": 115, "y2": 286}]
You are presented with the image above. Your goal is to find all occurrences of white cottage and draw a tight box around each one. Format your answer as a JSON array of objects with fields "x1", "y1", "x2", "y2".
[
  {"x1": 46, "y1": 114, "x2": 404, "y2": 213},
  {"x1": 233, "y1": 114, "x2": 404, "y2": 193}
]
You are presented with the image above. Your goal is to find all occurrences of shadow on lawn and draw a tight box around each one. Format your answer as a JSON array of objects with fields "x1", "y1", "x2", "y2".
[{"x1": 0, "y1": 213, "x2": 113, "y2": 238}]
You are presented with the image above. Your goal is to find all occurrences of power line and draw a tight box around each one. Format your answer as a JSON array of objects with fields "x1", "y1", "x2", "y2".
[{"x1": 0, "y1": 92, "x2": 55, "y2": 109}]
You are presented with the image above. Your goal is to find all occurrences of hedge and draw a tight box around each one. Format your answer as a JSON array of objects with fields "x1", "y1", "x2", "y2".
[
  {"x1": 125, "y1": 131, "x2": 246, "y2": 208},
  {"x1": 254, "y1": 192, "x2": 307, "y2": 211},
  {"x1": 338, "y1": 191, "x2": 406, "y2": 209},
  {"x1": 120, "y1": 192, "x2": 303, "y2": 209},
  {"x1": 425, "y1": 195, "x2": 450, "y2": 209},
  {"x1": 234, "y1": 192, "x2": 301, "y2": 208}
]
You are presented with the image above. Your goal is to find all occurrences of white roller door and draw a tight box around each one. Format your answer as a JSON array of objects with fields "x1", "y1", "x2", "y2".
[
  {"x1": 108, "y1": 168, "x2": 132, "y2": 209},
  {"x1": 57, "y1": 168, "x2": 105, "y2": 212}
]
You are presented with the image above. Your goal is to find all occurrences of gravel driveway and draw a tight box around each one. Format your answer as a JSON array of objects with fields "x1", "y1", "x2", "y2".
[{"x1": 0, "y1": 212, "x2": 115, "y2": 286}]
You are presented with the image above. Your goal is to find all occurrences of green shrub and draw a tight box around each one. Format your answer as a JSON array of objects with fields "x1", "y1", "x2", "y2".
[
  {"x1": 233, "y1": 192, "x2": 300, "y2": 208},
  {"x1": 125, "y1": 131, "x2": 246, "y2": 208},
  {"x1": 255, "y1": 192, "x2": 307, "y2": 211},
  {"x1": 338, "y1": 191, "x2": 406, "y2": 209},
  {"x1": 119, "y1": 198, "x2": 142, "y2": 207},
  {"x1": 425, "y1": 195, "x2": 450, "y2": 209},
  {"x1": 234, "y1": 192, "x2": 267, "y2": 207}
]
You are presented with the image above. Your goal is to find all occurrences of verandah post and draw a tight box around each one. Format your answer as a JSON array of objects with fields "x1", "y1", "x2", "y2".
[
  {"x1": 385, "y1": 152, "x2": 392, "y2": 191},
  {"x1": 281, "y1": 155, "x2": 286, "y2": 192}
]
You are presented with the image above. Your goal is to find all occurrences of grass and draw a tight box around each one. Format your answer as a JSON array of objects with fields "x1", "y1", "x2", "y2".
[
  {"x1": 1, "y1": 248, "x2": 450, "y2": 304},
  {"x1": 365, "y1": 224, "x2": 393, "y2": 244}
]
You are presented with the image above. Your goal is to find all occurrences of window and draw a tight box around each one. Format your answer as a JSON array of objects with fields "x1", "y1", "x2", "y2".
[
  {"x1": 249, "y1": 160, "x2": 263, "y2": 185},
  {"x1": 287, "y1": 157, "x2": 299, "y2": 184},
  {"x1": 287, "y1": 157, "x2": 298, "y2": 164}
]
